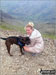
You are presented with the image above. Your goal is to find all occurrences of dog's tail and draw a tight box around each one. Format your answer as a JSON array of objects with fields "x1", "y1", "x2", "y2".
[{"x1": 0, "y1": 37, "x2": 7, "y2": 40}]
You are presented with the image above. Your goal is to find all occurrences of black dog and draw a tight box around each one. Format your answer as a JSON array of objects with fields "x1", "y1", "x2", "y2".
[{"x1": 0, "y1": 36, "x2": 30, "y2": 56}]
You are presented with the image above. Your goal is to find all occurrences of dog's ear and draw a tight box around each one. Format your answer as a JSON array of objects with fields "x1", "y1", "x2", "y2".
[
  {"x1": 19, "y1": 36, "x2": 24, "y2": 41},
  {"x1": 26, "y1": 37, "x2": 30, "y2": 40}
]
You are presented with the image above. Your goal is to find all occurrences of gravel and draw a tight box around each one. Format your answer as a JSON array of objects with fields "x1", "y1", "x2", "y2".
[{"x1": 0, "y1": 30, "x2": 56, "y2": 75}]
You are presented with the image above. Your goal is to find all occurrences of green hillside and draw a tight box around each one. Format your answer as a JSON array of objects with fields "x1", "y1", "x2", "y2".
[{"x1": 0, "y1": 22, "x2": 25, "y2": 33}]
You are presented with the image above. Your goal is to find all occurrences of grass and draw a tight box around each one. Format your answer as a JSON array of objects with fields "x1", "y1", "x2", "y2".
[
  {"x1": 0, "y1": 22, "x2": 14, "y2": 30},
  {"x1": 0, "y1": 23, "x2": 25, "y2": 34},
  {"x1": 0, "y1": 22, "x2": 56, "y2": 39},
  {"x1": 43, "y1": 34, "x2": 56, "y2": 39}
]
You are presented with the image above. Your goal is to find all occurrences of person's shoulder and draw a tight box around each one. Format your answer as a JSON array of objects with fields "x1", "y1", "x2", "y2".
[
  {"x1": 30, "y1": 29, "x2": 41, "y2": 39},
  {"x1": 34, "y1": 29, "x2": 41, "y2": 37},
  {"x1": 34, "y1": 29, "x2": 40, "y2": 34},
  {"x1": 34, "y1": 28, "x2": 39, "y2": 32}
]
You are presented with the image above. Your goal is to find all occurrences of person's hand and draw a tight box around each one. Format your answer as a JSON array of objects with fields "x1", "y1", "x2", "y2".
[{"x1": 23, "y1": 46, "x2": 30, "y2": 52}]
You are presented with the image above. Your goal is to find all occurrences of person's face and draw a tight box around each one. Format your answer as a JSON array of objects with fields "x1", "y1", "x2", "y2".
[{"x1": 26, "y1": 27, "x2": 33, "y2": 35}]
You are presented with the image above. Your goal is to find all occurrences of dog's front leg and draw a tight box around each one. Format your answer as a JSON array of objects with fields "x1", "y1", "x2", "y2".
[{"x1": 20, "y1": 47, "x2": 24, "y2": 55}]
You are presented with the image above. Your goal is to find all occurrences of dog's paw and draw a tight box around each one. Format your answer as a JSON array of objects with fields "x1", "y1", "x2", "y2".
[
  {"x1": 10, "y1": 54, "x2": 13, "y2": 56},
  {"x1": 19, "y1": 53, "x2": 24, "y2": 56},
  {"x1": 19, "y1": 54, "x2": 22, "y2": 56}
]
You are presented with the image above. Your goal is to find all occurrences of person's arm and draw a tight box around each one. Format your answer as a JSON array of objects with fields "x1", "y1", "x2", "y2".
[{"x1": 23, "y1": 46, "x2": 31, "y2": 52}]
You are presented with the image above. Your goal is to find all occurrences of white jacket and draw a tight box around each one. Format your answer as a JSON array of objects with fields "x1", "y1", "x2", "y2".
[{"x1": 27, "y1": 29, "x2": 44, "y2": 53}]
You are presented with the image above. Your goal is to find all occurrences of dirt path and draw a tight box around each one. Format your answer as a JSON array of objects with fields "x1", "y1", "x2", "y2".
[{"x1": 0, "y1": 30, "x2": 56, "y2": 75}]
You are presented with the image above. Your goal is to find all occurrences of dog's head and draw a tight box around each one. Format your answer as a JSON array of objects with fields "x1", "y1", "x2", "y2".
[
  {"x1": 24, "y1": 37, "x2": 31, "y2": 45},
  {"x1": 19, "y1": 36, "x2": 31, "y2": 45}
]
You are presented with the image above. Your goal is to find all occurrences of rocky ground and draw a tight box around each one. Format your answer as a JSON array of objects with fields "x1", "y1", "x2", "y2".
[{"x1": 0, "y1": 29, "x2": 56, "y2": 75}]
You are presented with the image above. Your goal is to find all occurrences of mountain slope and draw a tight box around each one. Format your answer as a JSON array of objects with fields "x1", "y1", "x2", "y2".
[
  {"x1": 0, "y1": 10, "x2": 24, "y2": 26},
  {"x1": 1, "y1": 1, "x2": 56, "y2": 24}
]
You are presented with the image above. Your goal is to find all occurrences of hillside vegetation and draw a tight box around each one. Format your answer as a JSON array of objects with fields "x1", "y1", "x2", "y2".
[
  {"x1": 0, "y1": 22, "x2": 25, "y2": 34},
  {"x1": 0, "y1": 22, "x2": 56, "y2": 39}
]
